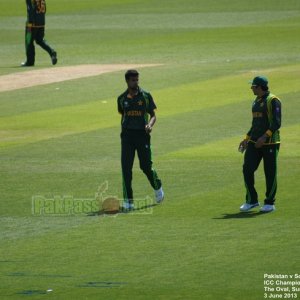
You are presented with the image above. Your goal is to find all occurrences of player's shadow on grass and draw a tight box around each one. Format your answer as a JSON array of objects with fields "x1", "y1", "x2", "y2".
[{"x1": 213, "y1": 211, "x2": 266, "y2": 219}]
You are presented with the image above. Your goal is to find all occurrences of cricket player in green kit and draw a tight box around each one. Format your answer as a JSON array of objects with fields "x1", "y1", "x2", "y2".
[
  {"x1": 118, "y1": 70, "x2": 164, "y2": 210},
  {"x1": 22, "y1": 0, "x2": 57, "y2": 66},
  {"x1": 239, "y1": 76, "x2": 281, "y2": 213}
]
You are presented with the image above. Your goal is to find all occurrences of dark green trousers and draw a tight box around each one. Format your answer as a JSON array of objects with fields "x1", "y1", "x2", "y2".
[
  {"x1": 25, "y1": 25, "x2": 54, "y2": 65},
  {"x1": 243, "y1": 142, "x2": 280, "y2": 205},
  {"x1": 121, "y1": 129, "x2": 162, "y2": 203}
]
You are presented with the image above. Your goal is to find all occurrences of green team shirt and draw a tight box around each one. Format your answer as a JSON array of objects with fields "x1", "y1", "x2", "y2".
[
  {"x1": 117, "y1": 87, "x2": 157, "y2": 130},
  {"x1": 26, "y1": 0, "x2": 46, "y2": 26},
  {"x1": 247, "y1": 92, "x2": 281, "y2": 144}
]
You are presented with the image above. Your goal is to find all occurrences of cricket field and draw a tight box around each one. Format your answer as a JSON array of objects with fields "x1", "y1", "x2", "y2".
[{"x1": 0, "y1": 1, "x2": 300, "y2": 299}]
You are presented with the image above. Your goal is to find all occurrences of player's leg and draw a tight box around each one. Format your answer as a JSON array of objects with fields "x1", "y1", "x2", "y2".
[
  {"x1": 136, "y1": 133, "x2": 163, "y2": 202},
  {"x1": 23, "y1": 24, "x2": 35, "y2": 66},
  {"x1": 34, "y1": 27, "x2": 57, "y2": 65},
  {"x1": 121, "y1": 131, "x2": 135, "y2": 207},
  {"x1": 242, "y1": 142, "x2": 263, "y2": 204},
  {"x1": 262, "y1": 144, "x2": 280, "y2": 209}
]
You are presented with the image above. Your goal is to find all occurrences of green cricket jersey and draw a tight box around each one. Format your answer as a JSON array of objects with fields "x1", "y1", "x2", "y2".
[
  {"x1": 247, "y1": 92, "x2": 281, "y2": 144},
  {"x1": 117, "y1": 87, "x2": 156, "y2": 130},
  {"x1": 26, "y1": 0, "x2": 46, "y2": 27}
]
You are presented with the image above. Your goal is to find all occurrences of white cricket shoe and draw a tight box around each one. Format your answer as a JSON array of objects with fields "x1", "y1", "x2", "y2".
[
  {"x1": 155, "y1": 187, "x2": 164, "y2": 203},
  {"x1": 260, "y1": 204, "x2": 275, "y2": 213},
  {"x1": 240, "y1": 202, "x2": 260, "y2": 212},
  {"x1": 122, "y1": 202, "x2": 134, "y2": 211}
]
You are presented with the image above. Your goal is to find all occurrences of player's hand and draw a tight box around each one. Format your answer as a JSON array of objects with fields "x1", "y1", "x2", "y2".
[
  {"x1": 145, "y1": 124, "x2": 152, "y2": 133},
  {"x1": 238, "y1": 139, "x2": 248, "y2": 152},
  {"x1": 255, "y1": 135, "x2": 267, "y2": 148}
]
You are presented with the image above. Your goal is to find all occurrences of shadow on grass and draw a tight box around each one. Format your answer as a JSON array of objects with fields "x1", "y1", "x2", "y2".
[
  {"x1": 213, "y1": 211, "x2": 267, "y2": 219},
  {"x1": 86, "y1": 203, "x2": 159, "y2": 216}
]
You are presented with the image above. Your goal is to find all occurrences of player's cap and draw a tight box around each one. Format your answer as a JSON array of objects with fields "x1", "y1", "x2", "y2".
[{"x1": 250, "y1": 76, "x2": 268, "y2": 87}]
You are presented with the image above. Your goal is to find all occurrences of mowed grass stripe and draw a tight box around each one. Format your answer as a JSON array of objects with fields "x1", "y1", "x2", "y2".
[
  {"x1": 1, "y1": 1, "x2": 300, "y2": 299},
  {"x1": 1, "y1": 64, "x2": 300, "y2": 149},
  {"x1": 23, "y1": 11, "x2": 300, "y2": 30},
  {"x1": 160, "y1": 124, "x2": 300, "y2": 159}
]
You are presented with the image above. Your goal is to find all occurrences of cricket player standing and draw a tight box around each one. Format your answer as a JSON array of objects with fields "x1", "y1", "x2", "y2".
[
  {"x1": 239, "y1": 76, "x2": 281, "y2": 213},
  {"x1": 117, "y1": 70, "x2": 164, "y2": 210},
  {"x1": 22, "y1": 0, "x2": 57, "y2": 66}
]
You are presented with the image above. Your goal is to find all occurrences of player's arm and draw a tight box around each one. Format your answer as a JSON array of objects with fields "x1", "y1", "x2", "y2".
[
  {"x1": 145, "y1": 110, "x2": 156, "y2": 133},
  {"x1": 246, "y1": 128, "x2": 252, "y2": 140},
  {"x1": 145, "y1": 93, "x2": 157, "y2": 133},
  {"x1": 238, "y1": 102, "x2": 253, "y2": 151},
  {"x1": 32, "y1": 0, "x2": 38, "y2": 24},
  {"x1": 26, "y1": 0, "x2": 34, "y2": 24},
  {"x1": 255, "y1": 99, "x2": 281, "y2": 148},
  {"x1": 266, "y1": 99, "x2": 281, "y2": 136},
  {"x1": 117, "y1": 97, "x2": 123, "y2": 115}
]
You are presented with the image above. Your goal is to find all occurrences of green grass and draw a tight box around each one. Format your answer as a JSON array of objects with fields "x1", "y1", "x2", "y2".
[{"x1": 1, "y1": 1, "x2": 300, "y2": 299}]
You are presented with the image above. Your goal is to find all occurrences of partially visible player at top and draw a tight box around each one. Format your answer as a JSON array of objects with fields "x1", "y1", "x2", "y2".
[
  {"x1": 21, "y1": 0, "x2": 57, "y2": 67},
  {"x1": 117, "y1": 70, "x2": 164, "y2": 210},
  {"x1": 239, "y1": 76, "x2": 281, "y2": 213}
]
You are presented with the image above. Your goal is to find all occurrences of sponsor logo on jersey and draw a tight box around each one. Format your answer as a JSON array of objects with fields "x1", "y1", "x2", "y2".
[{"x1": 126, "y1": 110, "x2": 143, "y2": 116}]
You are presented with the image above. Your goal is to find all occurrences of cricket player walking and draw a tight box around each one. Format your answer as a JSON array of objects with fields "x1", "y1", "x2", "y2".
[
  {"x1": 239, "y1": 76, "x2": 281, "y2": 213},
  {"x1": 117, "y1": 70, "x2": 164, "y2": 210},
  {"x1": 22, "y1": 0, "x2": 57, "y2": 66}
]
